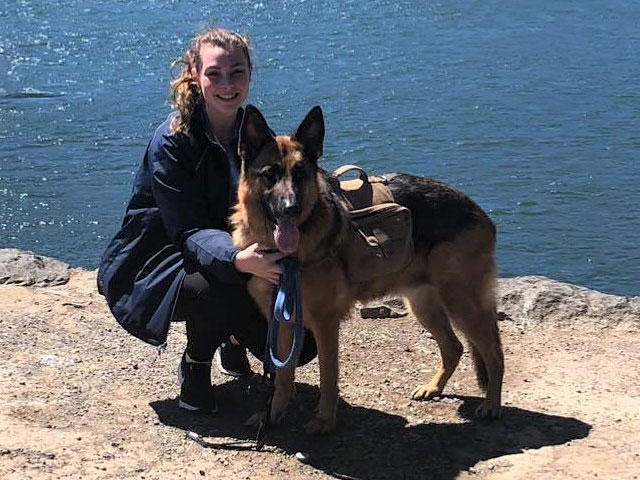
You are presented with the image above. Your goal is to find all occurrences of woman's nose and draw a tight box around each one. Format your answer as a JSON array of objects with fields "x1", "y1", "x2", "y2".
[{"x1": 219, "y1": 74, "x2": 234, "y2": 88}]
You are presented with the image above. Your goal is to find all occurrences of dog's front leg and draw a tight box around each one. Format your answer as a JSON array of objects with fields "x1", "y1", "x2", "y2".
[
  {"x1": 244, "y1": 278, "x2": 295, "y2": 426},
  {"x1": 305, "y1": 316, "x2": 340, "y2": 434},
  {"x1": 269, "y1": 321, "x2": 296, "y2": 424}
]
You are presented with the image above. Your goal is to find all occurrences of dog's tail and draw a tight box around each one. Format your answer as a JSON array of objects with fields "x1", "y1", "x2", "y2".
[
  {"x1": 470, "y1": 321, "x2": 502, "y2": 392},
  {"x1": 470, "y1": 344, "x2": 489, "y2": 391}
]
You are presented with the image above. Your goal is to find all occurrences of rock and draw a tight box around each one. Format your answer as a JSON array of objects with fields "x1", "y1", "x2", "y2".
[
  {"x1": 357, "y1": 277, "x2": 639, "y2": 329},
  {"x1": 498, "y1": 276, "x2": 640, "y2": 330},
  {"x1": 0, "y1": 249, "x2": 70, "y2": 287},
  {"x1": 359, "y1": 297, "x2": 407, "y2": 319},
  {"x1": 361, "y1": 305, "x2": 399, "y2": 319},
  {"x1": 382, "y1": 297, "x2": 406, "y2": 311}
]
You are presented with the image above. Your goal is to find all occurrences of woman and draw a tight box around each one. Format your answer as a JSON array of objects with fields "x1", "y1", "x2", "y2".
[{"x1": 98, "y1": 28, "x2": 316, "y2": 413}]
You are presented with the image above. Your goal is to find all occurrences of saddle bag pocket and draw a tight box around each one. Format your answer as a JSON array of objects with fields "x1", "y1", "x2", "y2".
[{"x1": 345, "y1": 203, "x2": 414, "y2": 282}]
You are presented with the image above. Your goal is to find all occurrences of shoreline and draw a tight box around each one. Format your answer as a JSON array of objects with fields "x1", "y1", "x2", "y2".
[
  {"x1": 1, "y1": 247, "x2": 638, "y2": 332},
  {"x1": 0, "y1": 249, "x2": 640, "y2": 330}
]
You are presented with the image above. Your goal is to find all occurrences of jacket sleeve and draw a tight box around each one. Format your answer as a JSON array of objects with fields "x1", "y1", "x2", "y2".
[{"x1": 149, "y1": 128, "x2": 246, "y2": 284}]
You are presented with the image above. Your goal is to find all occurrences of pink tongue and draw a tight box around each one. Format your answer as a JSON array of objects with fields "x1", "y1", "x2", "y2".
[{"x1": 273, "y1": 219, "x2": 300, "y2": 253}]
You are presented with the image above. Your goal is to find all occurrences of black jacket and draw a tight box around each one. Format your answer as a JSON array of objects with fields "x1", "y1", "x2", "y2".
[{"x1": 97, "y1": 107, "x2": 246, "y2": 346}]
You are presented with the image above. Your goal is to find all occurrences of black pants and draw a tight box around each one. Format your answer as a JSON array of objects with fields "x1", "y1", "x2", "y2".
[{"x1": 173, "y1": 272, "x2": 317, "y2": 366}]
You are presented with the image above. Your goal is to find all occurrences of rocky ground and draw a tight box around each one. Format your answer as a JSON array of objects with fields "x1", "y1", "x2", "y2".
[{"x1": 0, "y1": 252, "x2": 639, "y2": 479}]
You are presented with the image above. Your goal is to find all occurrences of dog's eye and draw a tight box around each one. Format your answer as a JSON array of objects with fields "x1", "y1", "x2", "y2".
[{"x1": 258, "y1": 164, "x2": 282, "y2": 186}]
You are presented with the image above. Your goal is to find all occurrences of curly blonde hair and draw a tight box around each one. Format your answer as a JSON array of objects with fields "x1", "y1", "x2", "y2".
[{"x1": 169, "y1": 27, "x2": 252, "y2": 134}]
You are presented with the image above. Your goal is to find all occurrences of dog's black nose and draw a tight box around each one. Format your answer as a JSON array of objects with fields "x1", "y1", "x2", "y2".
[
  {"x1": 277, "y1": 192, "x2": 300, "y2": 219},
  {"x1": 283, "y1": 204, "x2": 300, "y2": 218}
]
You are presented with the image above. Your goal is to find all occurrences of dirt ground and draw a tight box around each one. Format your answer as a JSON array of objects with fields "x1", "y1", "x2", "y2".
[{"x1": 1, "y1": 269, "x2": 639, "y2": 480}]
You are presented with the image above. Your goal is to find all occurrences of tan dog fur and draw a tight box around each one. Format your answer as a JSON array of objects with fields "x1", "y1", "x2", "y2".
[{"x1": 231, "y1": 105, "x2": 504, "y2": 434}]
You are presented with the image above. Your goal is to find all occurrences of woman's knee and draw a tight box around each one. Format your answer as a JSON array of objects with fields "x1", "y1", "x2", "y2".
[{"x1": 175, "y1": 272, "x2": 252, "y2": 321}]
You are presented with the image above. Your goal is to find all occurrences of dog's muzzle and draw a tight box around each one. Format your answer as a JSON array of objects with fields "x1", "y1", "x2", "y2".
[{"x1": 270, "y1": 194, "x2": 300, "y2": 254}]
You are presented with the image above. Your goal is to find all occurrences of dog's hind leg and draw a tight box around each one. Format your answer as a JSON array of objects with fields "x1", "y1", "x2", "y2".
[
  {"x1": 425, "y1": 225, "x2": 504, "y2": 418},
  {"x1": 467, "y1": 320, "x2": 503, "y2": 419},
  {"x1": 438, "y1": 282, "x2": 504, "y2": 419},
  {"x1": 405, "y1": 285, "x2": 464, "y2": 401}
]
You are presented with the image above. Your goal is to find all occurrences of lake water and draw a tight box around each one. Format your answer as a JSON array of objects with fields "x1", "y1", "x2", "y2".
[{"x1": 1, "y1": 0, "x2": 638, "y2": 296}]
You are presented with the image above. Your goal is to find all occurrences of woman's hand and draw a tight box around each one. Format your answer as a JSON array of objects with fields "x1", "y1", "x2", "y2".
[{"x1": 234, "y1": 243, "x2": 288, "y2": 285}]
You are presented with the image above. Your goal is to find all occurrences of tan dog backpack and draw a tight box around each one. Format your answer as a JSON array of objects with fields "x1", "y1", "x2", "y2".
[{"x1": 330, "y1": 165, "x2": 414, "y2": 282}]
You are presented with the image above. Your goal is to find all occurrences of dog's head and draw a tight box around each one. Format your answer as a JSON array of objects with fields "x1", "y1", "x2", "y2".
[{"x1": 237, "y1": 105, "x2": 325, "y2": 253}]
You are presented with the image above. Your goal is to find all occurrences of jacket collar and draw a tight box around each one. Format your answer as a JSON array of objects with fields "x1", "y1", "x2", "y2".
[{"x1": 196, "y1": 103, "x2": 244, "y2": 150}]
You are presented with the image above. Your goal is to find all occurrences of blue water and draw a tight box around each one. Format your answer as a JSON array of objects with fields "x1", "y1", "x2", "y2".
[{"x1": 1, "y1": 1, "x2": 638, "y2": 296}]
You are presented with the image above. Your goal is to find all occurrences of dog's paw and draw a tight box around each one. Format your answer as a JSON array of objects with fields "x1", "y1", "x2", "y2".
[
  {"x1": 411, "y1": 383, "x2": 442, "y2": 400},
  {"x1": 243, "y1": 403, "x2": 289, "y2": 429},
  {"x1": 269, "y1": 390, "x2": 292, "y2": 424},
  {"x1": 304, "y1": 414, "x2": 336, "y2": 434},
  {"x1": 474, "y1": 400, "x2": 502, "y2": 419}
]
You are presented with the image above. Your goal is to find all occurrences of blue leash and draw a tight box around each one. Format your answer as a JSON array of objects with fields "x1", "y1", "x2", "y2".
[
  {"x1": 265, "y1": 256, "x2": 305, "y2": 371},
  {"x1": 256, "y1": 256, "x2": 304, "y2": 449}
]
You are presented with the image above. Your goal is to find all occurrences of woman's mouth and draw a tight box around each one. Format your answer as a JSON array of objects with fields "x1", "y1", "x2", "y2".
[{"x1": 216, "y1": 93, "x2": 240, "y2": 102}]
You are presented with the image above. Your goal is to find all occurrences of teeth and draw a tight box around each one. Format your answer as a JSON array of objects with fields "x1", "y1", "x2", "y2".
[{"x1": 218, "y1": 94, "x2": 237, "y2": 100}]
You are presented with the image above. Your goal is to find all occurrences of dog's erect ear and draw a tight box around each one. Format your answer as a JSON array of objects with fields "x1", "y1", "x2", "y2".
[
  {"x1": 292, "y1": 106, "x2": 324, "y2": 163},
  {"x1": 239, "y1": 105, "x2": 274, "y2": 167}
]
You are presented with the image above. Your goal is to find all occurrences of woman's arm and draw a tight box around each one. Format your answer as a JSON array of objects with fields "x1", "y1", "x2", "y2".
[
  {"x1": 149, "y1": 131, "x2": 245, "y2": 283},
  {"x1": 149, "y1": 129, "x2": 286, "y2": 285}
]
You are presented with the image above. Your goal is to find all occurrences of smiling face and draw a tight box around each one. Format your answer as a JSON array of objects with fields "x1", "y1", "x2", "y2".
[{"x1": 193, "y1": 44, "x2": 251, "y2": 124}]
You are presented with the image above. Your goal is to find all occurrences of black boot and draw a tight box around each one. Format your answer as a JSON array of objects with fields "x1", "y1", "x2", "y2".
[
  {"x1": 177, "y1": 351, "x2": 217, "y2": 413},
  {"x1": 214, "y1": 342, "x2": 253, "y2": 378}
]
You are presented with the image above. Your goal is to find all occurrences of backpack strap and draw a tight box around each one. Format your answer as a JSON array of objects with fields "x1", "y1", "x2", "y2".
[
  {"x1": 331, "y1": 164, "x2": 394, "y2": 209},
  {"x1": 333, "y1": 164, "x2": 369, "y2": 184}
]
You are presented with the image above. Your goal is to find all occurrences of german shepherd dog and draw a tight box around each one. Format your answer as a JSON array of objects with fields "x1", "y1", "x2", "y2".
[{"x1": 231, "y1": 105, "x2": 503, "y2": 434}]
